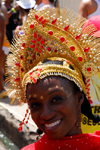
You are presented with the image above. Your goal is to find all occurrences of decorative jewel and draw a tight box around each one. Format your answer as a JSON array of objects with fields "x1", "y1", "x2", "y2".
[
  {"x1": 60, "y1": 37, "x2": 65, "y2": 42},
  {"x1": 34, "y1": 32, "x2": 37, "y2": 38},
  {"x1": 31, "y1": 40, "x2": 36, "y2": 43},
  {"x1": 41, "y1": 39, "x2": 45, "y2": 44},
  {"x1": 35, "y1": 14, "x2": 39, "y2": 20},
  {"x1": 87, "y1": 67, "x2": 91, "y2": 72},
  {"x1": 47, "y1": 47, "x2": 51, "y2": 51},
  {"x1": 22, "y1": 43, "x2": 25, "y2": 48},
  {"x1": 30, "y1": 45, "x2": 35, "y2": 48},
  {"x1": 39, "y1": 16, "x2": 43, "y2": 22},
  {"x1": 78, "y1": 57, "x2": 83, "y2": 62},
  {"x1": 75, "y1": 34, "x2": 81, "y2": 40},
  {"x1": 52, "y1": 19, "x2": 57, "y2": 24},
  {"x1": 84, "y1": 47, "x2": 90, "y2": 52},
  {"x1": 42, "y1": 19, "x2": 46, "y2": 24},
  {"x1": 15, "y1": 77, "x2": 20, "y2": 82},
  {"x1": 15, "y1": 63, "x2": 20, "y2": 67},
  {"x1": 64, "y1": 25, "x2": 69, "y2": 31},
  {"x1": 20, "y1": 55, "x2": 24, "y2": 60},
  {"x1": 33, "y1": 77, "x2": 37, "y2": 83},
  {"x1": 70, "y1": 46, "x2": 75, "y2": 51},
  {"x1": 30, "y1": 24, "x2": 34, "y2": 29},
  {"x1": 48, "y1": 30, "x2": 53, "y2": 36}
]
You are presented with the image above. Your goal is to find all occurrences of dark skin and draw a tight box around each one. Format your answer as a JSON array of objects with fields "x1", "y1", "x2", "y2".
[
  {"x1": 26, "y1": 76, "x2": 84, "y2": 140},
  {"x1": 79, "y1": 0, "x2": 98, "y2": 19}
]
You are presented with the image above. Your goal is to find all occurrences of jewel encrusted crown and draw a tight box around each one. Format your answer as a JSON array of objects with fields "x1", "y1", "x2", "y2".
[{"x1": 6, "y1": 7, "x2": 100, "y2": 104}]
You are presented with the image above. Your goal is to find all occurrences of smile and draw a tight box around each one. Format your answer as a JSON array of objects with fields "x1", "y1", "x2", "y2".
[{"x1": 45, "y1": 120, "x2": 61, "y2": 129}]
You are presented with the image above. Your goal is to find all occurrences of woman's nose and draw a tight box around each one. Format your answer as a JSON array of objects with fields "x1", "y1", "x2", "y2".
[{"x1": 40, "y1": 105, "x2": 55, "y2": 120}]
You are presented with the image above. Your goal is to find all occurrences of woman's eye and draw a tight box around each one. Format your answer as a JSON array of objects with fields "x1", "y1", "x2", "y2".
[
  {"x1": 52, "y1": 97, "x2": 63, "y2": 103},
  {"x1": 29, "y1": 103, "x2": 40, "y2": 110}
]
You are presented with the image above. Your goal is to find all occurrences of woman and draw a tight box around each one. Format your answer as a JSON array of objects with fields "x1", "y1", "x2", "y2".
[
  {"x1": 6, "y1": 7, "x2": 100, "y2": 150},
  {"x1": 36, "y1": 0, "x2": 60, "y2": 10},
  {"x1": 81, "y1": 15, "x2": 100, "y2": 134},
  {"x1": 0, "y1": 1, "x2": 9, "y2": 98}
]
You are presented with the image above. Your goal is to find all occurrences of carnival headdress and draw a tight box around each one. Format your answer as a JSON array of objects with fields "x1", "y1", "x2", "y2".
[{"x1": 6, "y1": 7, "x2": 100, "y2": 105}]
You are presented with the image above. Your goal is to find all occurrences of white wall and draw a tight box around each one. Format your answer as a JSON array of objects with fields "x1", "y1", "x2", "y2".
[{"x1": 59, "y1": 0, "x2": 81, "y2": 13}]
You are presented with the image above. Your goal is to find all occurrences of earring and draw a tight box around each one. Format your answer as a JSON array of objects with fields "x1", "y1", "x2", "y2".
[
  {"x1": 18, "y1": 108, "x2": 31, "y2": 132},
  {"x1": 36, "y1": 128, "x2": 43, "y2": 140},
  {"x1": 75, "y1": 105, "x2": 81, "y2": 129}
]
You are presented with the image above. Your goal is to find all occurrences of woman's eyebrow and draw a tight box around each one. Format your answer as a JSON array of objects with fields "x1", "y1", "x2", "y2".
[
  {"x1": 27, "y1": 97, "x2": 37, "y2": 102},
  {"x1": 48, "y1": 88, "x2": 64, "y2": 95}
]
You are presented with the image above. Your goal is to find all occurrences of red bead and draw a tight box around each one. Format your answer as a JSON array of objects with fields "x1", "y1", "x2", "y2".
[
  {"x1": 87, "y1": 92, "x2": 90, "y2": 95},
  {"x1": 78, "y1": 57, "x2": 83, "y2": 62},
  {"x1": 47, "y1": 47, "x2": 51, "y2": 51},
  {"x1": 87, "y1": 67, "x2": 91, "y2": 72},
  {"x1": 20, "y1": 55, "x2": 24, "y2": 60},
  {"x1": 42, "y1": 19, "x2": 46, "y2": 24},
  {"x1": 54, "y1": 50, "x2": 57, "y2": 53},
  {"x1": 30, "y1": 75, "x2": 32, "y2": 79},
  {"x1": 87, "y1": 84, "x2": 90, "y2": 88},
  {"x1": 37, "y1": 44, "x2": 39, "y2": 47},
  {"x1": 37, "y1": 72, "x2": 40, "y2": 77},
  {"x1": 41, "y1": 39, "x2": 45, "y2": 44},
  {"x1": 19, "y1": 122, "x2": 24, "y2": 126},
  {"x1": 15, "y1": 77, "x2": 20, "y2": 82},
  {"x1": 26, "y1": 121, "x2": 28, "y2": 124},
  {"x1": 36, "y1": 48, "x2": 38, "y2": 51},
  {"x1": 37, "y1": 68, "x2": 42, "y2": 72},
  {"x1": 38, "y1": 36, "x2": 42, "y2": 41},
  {"x1": 22, "y1": 43, "x2": 25, "y2": 48},
  {"x1": 60, "y1": 37, "x2": 65, "y2": 42},
  {"x1": 30, "y1": 24, "x2": 34, "y2": 29},
  {"x1": 34, "y1": 32, "x2": 37, "y2": 38},
  {"x1": 87, "y1": 79, "x2": 90, "y2": 82},
  {"x1": 21, "y1": 68, "x2": 24, "y2": 72},
  {"x1": 39, "y1": 49, "x2": 42, "y2": 52},
  {"x1": 48, "y1": 30, "x2": 53, "y2": 36},
  {"x1": 33, "y1": 77, "x2": 37, "y2": 83},
  {"x1": 70, "y1": 46, "x2": 75, "y2": 51},
  {"x1": 84, "y1": 47, "x2": 90, "y2": 52},
  {"x1": 18, "y1": 126, "x2": 22, "y2": 132},
  {"x1": 41, "y1": 46, "x2": 43, "y2": 49},
  {"x1": 31, "y1": 40, "x2": 36, "y2": 43},
  {"x1": 26, "y1": 109, "x2": 29, "y2": 113},
  {"x1": 64, "y1": 25, "x2": 69, "y2": 31},
  {"x1": 29, "y1": 72, "x2": 33, "y2": 75},
  {"x1": 75, "y1": 34, "x2": 81, "y2": 40},
  {"x1": 15, "y1": 63, "x2": 20, "y2": 67},
  {"x1": 32, "y1": 55, "x2": 35, "y2": 59},
  {"x1": 35, "y1": 14, "x2": 39, "y2": 19},
  {"x1": 39, "y1": 16, "x2": 43, "y2": 22},
  {"x1": 30, "y1": 44, "x2": 35, "y2": 48},
  {"x1": 88, "y1": 100, "x2": 93, "y2": 104},
  {"x1": 52, "y1": 19, "x2": 57, "y2": 24}
]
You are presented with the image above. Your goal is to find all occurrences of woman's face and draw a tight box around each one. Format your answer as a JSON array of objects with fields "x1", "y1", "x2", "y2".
[{"x1": 26, "y1": 76, "x2": 83, "y2": 139}]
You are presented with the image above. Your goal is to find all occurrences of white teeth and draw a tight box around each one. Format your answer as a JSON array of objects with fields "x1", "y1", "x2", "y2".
[{"x1": 45, "y1": 120, "x2": 61, "y2": 128}]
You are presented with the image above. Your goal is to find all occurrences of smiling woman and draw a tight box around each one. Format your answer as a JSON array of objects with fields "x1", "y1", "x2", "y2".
[{"x1": 6, "y1": 6, "x2": 100, "y2": 150}]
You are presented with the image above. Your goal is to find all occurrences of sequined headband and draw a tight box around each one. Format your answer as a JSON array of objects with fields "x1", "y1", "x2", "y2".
[{"x1": 6, "y1": 7, "x2": 100, "y2": 106}]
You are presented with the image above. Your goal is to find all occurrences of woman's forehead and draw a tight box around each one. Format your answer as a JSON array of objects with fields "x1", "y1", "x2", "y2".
[{"x1": 27, "y1": 76, "x2": 71, "y2": 91}]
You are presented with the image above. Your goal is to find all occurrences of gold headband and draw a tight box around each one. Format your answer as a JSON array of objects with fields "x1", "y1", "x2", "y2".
[{"x1": 6, "y1": 7, "x2": 100, "y2": 104}]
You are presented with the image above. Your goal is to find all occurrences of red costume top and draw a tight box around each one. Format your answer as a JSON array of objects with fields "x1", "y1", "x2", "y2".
[{"x1": 21, "y1": 131, "x2": 100, "y2": 150}]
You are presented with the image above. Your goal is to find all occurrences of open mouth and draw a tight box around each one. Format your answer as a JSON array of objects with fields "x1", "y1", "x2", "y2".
[{"x1": 44, "y1": 119, "x2": 62, "y2": 132}]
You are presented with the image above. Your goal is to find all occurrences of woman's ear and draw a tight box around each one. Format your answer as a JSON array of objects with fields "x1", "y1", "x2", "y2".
[{"x1": 76, "y1": 91, "x2": 84, "y2": 106}]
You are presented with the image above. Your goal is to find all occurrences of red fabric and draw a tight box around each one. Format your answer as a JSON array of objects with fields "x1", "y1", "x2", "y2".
[
  {"x1": 21, "y1": 131, "x2": 100, "y2": 150},
  {"x1": 83, "y1": 15, "x2": 100, "y2": 37}
]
